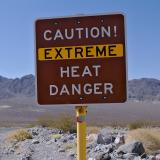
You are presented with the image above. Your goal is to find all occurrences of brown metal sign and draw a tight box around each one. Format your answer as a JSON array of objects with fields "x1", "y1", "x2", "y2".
[{"x1": 35, "y1": 13, "x2": 127, "y2": 105}]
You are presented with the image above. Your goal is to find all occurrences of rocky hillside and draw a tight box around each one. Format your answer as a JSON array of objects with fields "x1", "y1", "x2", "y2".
[{"x1": 0, "y1": 75, "x2": 160, "y2": 102}]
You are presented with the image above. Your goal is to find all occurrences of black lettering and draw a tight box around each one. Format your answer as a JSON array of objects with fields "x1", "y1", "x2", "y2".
[
  {"x1": 86, "y1": 47, "x2": 94, "y2": 57},
  {"x1": 44, "y1": 49, "x2": 52, "y2": 59},
  {"x1": 75, "y1": 47, "x2": 83, "y2": 58},
  {"x1": 55, "y1": 48, "x2": 63, "y2": 59},
  {"x1": 96, "y1": 46, "x2": 106, "y2": 57},
  {"x1": 108, "y1": 45, "x2": 116, "y2": 56},
  {"x1": 65, "y1": 47, "x2": 72, "y2": 58}
]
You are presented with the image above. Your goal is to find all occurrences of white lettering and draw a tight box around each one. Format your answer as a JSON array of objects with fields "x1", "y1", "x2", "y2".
[
  {"x1": 49, "y1": 83, "x2": 114, "y2": 96},
  {"x1": 94, "y1": 83, "x2": 102, "y2": 94},
  {"x1": 85, "y1": 27, "x2": 89, "y2": 38},
  {"x1": 54, "y1": 29, "x2": 64, "y2": 40},
  {"x1": 75, "y1": 28, "x2": 84, "y2": 39},
  {"x1": 104, "y1": 83, "x2": 113, "y2": 94},
  {"x1": 60, "y1": 67, "x2": 70, "y2": 78},
  {"x1": 72, "y1": 84, "x2": 81, "y2": 95},
  {"x1": 82, "y1": 66, "x2": 92, "y2": 77},
  {"x1": 50, "y1": 85, "x2": 58, "y2": 95},
  {"x1": 60, "y1": 84, "x2": 70, "y2": 95},
  {"x1": 92, "y1": 65, "x2": 101, "y2": 77},
  {"x1": 71, "y1": 66, "x2": 80, "y2": 77},
  {"x1": 101, "y1": 26, "x2": 111, "y2": 37},
  {"x1": 43, "y1": 26, "x2": 115, "y2": 41},
  {"x1": 90, "y1": 27, "x2": 100, "y2": 38},
  {"x1": 44, "y1": 30, "x2": 52, "y2": 41},
  {"x1": 65, "y1": 28, "x2": 74, "y2": 39},
  {"x1": 83, "y1": 83, "x2": 92, "y2": 94}
]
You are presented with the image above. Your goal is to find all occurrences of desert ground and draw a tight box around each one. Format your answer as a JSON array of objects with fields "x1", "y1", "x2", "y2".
[{"x1": 0, "y1": 97, "x2": 160, "y2": 126}]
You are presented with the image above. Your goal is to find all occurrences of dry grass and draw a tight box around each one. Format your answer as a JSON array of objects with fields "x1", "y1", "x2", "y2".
[
  {"x1": 87, "y1": 126, "x2": 101, "y2": 135},
  {"x1": 127, "y1": 121, "x2": 146, "y2": 130},
  {"x1": 7, "y1": 129, "x2": 32, "y2": 142},
  {"x1": 126, "y1": 128, "x2": 160, "y2": 154},
  {"x1": 127, "y1": 121, "x2": 152, "y2": 130}
]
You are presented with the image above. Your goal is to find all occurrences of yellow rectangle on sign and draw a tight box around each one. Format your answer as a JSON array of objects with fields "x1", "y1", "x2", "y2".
[{"x1": 38, "y1": 44, "x2": 123, "y2": 61}]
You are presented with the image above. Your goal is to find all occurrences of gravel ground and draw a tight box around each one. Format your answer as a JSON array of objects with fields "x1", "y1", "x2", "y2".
[{"x1": 0, "y1": 127, "x2": 159, "y2": 160}]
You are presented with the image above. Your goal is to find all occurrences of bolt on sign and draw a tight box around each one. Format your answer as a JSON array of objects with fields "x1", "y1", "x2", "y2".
[{"x1": 35, "y1": 13, "x2": 127, "y2": 105}]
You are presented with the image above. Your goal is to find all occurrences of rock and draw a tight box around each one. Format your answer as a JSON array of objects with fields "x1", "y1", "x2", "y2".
[
  {"x1": 103, "y1": 136, "x2": 113, "y2": 144},
  {"x1": 147, "y1": 156, "x2": 156, "y2": 160},
  {"x1": 94, "y1": 144, "x2": 113, "y2": 153},
  {"x1": 105, "y1": 144, "x2": 114, "y2": 153},
  {"x1": 58, "y1": 148, "x2": 65, "y2": 152},
  {"x1": 67, "y1": 153, "x2": 75, "y2": 160},
  {"x1": 95, "y1": 152, "x2": 111, "y2": 160},
  {"x1": 156, "y1": 154, "x2": 160, "y2": 160},
  {"x1": 20, "y1": 151, "x2": 32, "y2": 160},
  {"x1": 87, "y1": 134, "x2": 97, "y2": 144},
  {"x1": 0, "y1": 127, "x2": 158, "y2": 160},
  {"x1": 95, "y1": 152, "x2": 104, "y2": 160},
  {"x1": 97, "y1": 134, "x2": 105, "y2": 144},
  {"x1": 117, "y1": 141, "x2": 145, "y2": 156},
  {"x1": 46, "y1": 141, "x2": 52, "y2": 145},
  {"x1": 68, "y1": 135, "x2": 75, "y2": 140},
  {"x1": 31, "y1": 139, "x2": 39, "y2": 144},
  {"x1": 122, "y1": 153, "x2": 139, "y2": 159},
  {"x1": 102, "y1": 153, "x2": 111, "y2": 160},
  {"x1": 63, "y1": 138, "x2": 68, "y2": 143},
  {"x1": 88, "y1": 158, "x2": 95, "y2": 160},
  {"x1": 95, "y1": 145, "x2": 102, "y2": 151},
  {"x1": 59, "y1": 138, "x2": 68, "y2": 143},
  {"x1": 114, "y1": 134, "x2": 125, "y2": 145}
]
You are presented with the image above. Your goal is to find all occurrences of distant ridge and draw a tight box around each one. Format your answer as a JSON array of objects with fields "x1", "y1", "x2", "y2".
[
  {"x1": 0, "y1": 74, "x2": 35, "y2": 99},
  {"x1": 0, "y1": 74, "x2": 160, "y2": 102},
  {"x1": 128, "y1": 78, "x2": 160, "y2": 102}
]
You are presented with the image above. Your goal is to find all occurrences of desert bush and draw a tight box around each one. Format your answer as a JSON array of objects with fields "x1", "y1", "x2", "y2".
[
  {"x1": 55, "y1": 115, "x2": 76, "y2": 133},
  {"x1": 127, "y1": 121, "x2": 151, "y2": 130},
  {"x1": 7, "y1": 129, "x2": 32, "y2": 142},
  {"x1": 126, "y1": 128, "x2": 160, "y2": 154},
  {"x1": 37, "y1": 114, "x2": 56, "y2": 128},
  {"x1": 37, "y1": 114, "x2": 76, "y2": 133}
]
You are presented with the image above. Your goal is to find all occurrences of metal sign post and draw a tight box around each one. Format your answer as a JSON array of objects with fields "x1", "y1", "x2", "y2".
[{"x1": 76, "y1": 106, "x2": 87, "y2": 160}]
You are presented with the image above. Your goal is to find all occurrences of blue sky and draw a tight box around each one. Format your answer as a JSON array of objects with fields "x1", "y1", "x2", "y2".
[{"x1": 0, "y1": 0, "x2": 160, "y2": 79}]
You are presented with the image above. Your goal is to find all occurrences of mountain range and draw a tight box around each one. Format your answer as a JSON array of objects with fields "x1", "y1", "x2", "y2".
[{"x1": 0, "y1": 74, "x2": 160, "y2": 102}]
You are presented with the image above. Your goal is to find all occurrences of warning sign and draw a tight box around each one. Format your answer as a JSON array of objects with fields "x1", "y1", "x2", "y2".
[{"x1": 35, "y1": 14, "x2": 127, "y2": 105}]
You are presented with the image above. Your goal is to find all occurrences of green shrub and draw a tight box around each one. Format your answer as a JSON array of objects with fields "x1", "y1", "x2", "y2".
[{"x1": 8, "y1": 129, "x2": 32, "y2": 142}]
